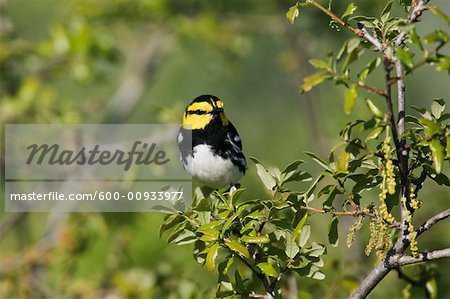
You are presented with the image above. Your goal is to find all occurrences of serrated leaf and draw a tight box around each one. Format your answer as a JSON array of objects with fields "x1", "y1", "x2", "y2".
[
  {"x1": 300, "y1": 71, "x2": 331, "y2": 93},
  {"x1": 225, "y1": 240, "x2": 249, "y2": 259},
  {"x1": 241, "y1": 235, "x2": 270, "y2": 244},
  {"x1": 257, "y1": 262, "x2": 279, "y2": 277},
  {"x1": 342, "y1": 3, "x2": 357, "y2": 21},
  {"x1": 250, "y1": 157, "x2": 277, "y2": 190},
  {"x1": 358, "y1": 57, "x2": 381, "y2": 82},
  {"x1": 429, "y1": 140, "x2": 445, "y2": 174},
  {"x1": 365, "y1": 98, "x2": 384, "y2": 118},
  {"x1": 286, "y1": 4, "x2": 300, "y2": 24},
  {"x1": 328, "y1": 216, "x2": 339, "y2": 247},
  {"x1": 428, "y1": 6, "x2": 450, "y2": 26},
  {"x1": 344, "y1": 83, "x2": 358, "y2": 115},
  {"x1": 206, "y1": 243, "x2": 219, "y2": 272},
  {"x1": 431, "y1": 99, "x2": 445, "y2": 119},
  {"x1": 396, "y1": 47, "x2": 414, "y2": 68}
]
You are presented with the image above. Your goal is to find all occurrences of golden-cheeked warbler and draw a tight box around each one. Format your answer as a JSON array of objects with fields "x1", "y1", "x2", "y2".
[{"x1": 177, "y1": 94, "x2": 246, "y2": 188}]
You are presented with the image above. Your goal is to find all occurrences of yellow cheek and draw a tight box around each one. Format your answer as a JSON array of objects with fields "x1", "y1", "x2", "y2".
[
  {"x1": 216, "y1": 100, "x2": 224, "y2": 108},
  {"x1": 183, "y1": 113, "x2": 213, "y2": 130}
]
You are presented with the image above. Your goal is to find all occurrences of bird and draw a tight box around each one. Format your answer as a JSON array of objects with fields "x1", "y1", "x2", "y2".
[{"x1": 177, "y1": 94, "x2": 246, "y2": 189}]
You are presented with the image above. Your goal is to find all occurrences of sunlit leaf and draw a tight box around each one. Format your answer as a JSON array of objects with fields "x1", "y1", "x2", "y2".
[
  {"x1": 257, "y1": 262, "x2": 279, "y2": 277},
  {"x1": 342, "y1": 3, "x2": 357, "y2": 22},
  {"x1": 426, "y1": 277, "x2": 438, "y2": 299},
  {"x1": 365, "y1": 126, "x2": 385, "y2": 142},
  {"x1": 206, "y1": 243, "x2": 220, "y2": 272},
  {"x1": 225, "y1": 240, "x2": 249, "y2": 259},
  {"x1": 293, "y1": 213, "x2": 308, "y2": 241},
  {"x1": 286, "y1": 4, "x2": 300, "y2": 24},
  {"x1": 396, "y1": 47, "x2": 414, "y2": 68},
  {"x1": 344, "y1": 83, "x2": 358, "y2": 115},
  {"x1": 365, "y1": 98, "x2": 384, "y2": 118},
  {"x1": 380, "y1": 1, "x2": 393, "y2": 23},
  {"x1": 250, "y1": 157, "x2": 277, "y2": 190},
  {"x1": 285, "y1": 233, "x2": 300, "y2": 258},
  {"x1": 429, "y1": 140, "x2": 445, "y2": 174},
  {"x1": 409, "y1": 28, "x2": 424, "y2": 51},
  {"x1": 431, "y1": 99, "x2": 445, "y2": 119},
  {"x1": 424, "y1": 29, "x2": 450, "y2": 44},
  {"x1": 241, "y1": 235, "x2": 270, "y2": 244},
  {"x1": 358, "y1": 57, "x2": 381, "y2": 82},
  {"x1": 300, "y1": 72, "x2": 331, "y2": 93},
  {"x1": 309, "y1": 59, "x2": 330, "y2": 70},
  {"x1": 298, "y1": 225, "x2": 311, "y2": 247}
]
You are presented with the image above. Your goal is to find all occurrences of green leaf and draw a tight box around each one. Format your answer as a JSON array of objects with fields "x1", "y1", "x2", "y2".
[
  {"x1": 298, "y1": 224, "x2": 311, "y2": 247},
  {"x1": 199, "y1": 228, "x2": 220, "y2": 242},
  {"x1": 424, "y1": 29, "x2": 450, "y2": 44},
  {"x1": 293, "y1": 213, "x2": 308, "y2": 241},
  {"x1": 206, "y1": 243, "x2": 220, "y2": 272},
  {"x1": 305, "y1": 152, "x2": 332, "y2": 172},
  {"x1": 309, "y1": 59, "x2": 330, "y2": 70},
  {"x1": 250, "y1": 157, "x2": 277, "y2": 190},
  {"x1": 358, "y1": 57, "x2": 381, "y2": 82},
  {"x1": 159, "y1": 214, "x2": 184, "y2": 237},
  {"x1": 396, "y1": 47, "x2": 414, "y2": 68},
  {"x1": 436, "y1": 56, "x2": 450, "y2": 71},
  {"x1": 172, "y1": 230, "x2": 197, "y2": 245},
  {"x1": 342, "y1": 3, "x2": 357, "y2": 21},
  {"x1": 328, "y1": 216, "x2": 339, "y2": 247},
  {"x1": 431, "y1": 99, "x2": 445, "y2": 119},
  {"x1": 225, "y1": 240, "x2": 249, "y2": 259},
  {"x1": 344, "y1": 83, "x2": 358, "y2": 115},
  {"x1": 365, "y1": 126, "x2": 385, "y2": 142},
  {"x1": 241, "y1": 235, "x2": 270, "y2": 244},
  {"x1": 447, "y1": 136, "x2": 450, "y2": 159},
  {"x1": 304, "y1": 242, "x2": 326, "y2": 257},
  {"x1": 409, "y1": 28, "x2": 424, "y2": 51},
  {"x1": 286, "y1": 4, "x2": 300, "y2": 24},
  {"x1": 429, "y1": 140, "x2": 445, "y2": 174},
  {"x1": 428, "y1": 6, "x2": 450, "y2": 26},
  {"x1": 285, "y1": 233, "x2": 300, "y2": 258},
  {"x1": 365, "y1": 98, "x2": 384, "y2": 118},
  {"x1": 380, "y1": 1, "x2": 393, "y2": 23},
  {"x1": 257, "y1": 262, "x2": 279, "y2": 277},
  {"x1": 300, "y1": 71, "x2": 331, "y2": 93},
  {"x1": 426, "y1": 277, "x2": 438, "y2": 299}
]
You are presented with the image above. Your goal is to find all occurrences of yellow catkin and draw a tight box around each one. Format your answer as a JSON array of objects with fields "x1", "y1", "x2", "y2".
[
  {"x1": 347, "y1": 216, "x2": 363, "y2": 248},
  {"x1": 378, "y1": 131, "x2": 396, "y2": 224}
]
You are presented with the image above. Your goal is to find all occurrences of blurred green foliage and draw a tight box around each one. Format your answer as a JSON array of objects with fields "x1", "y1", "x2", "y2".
[{"x1": 1, "y1": 0, "x2": 449, "y2": 298}]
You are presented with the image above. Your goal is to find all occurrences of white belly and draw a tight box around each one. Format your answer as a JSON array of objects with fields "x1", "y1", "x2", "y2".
[{"x1": 184, "y1": 144, "x2": 243, "y2": 188}]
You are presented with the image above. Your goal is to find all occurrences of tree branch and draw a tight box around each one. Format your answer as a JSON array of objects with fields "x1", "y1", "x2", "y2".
[
  {"x1": 416, "y1": 209, "x2": 450, "y2": 237},
  {"x1": 397, "y1": 248, "x2": 450, "y2": 266}
]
